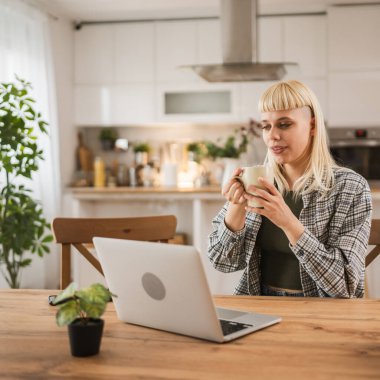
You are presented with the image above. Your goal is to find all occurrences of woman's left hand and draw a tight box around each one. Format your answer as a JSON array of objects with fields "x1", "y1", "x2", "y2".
[{"x1": 244, "y1": 177, "x2": 305, "y2": 244}]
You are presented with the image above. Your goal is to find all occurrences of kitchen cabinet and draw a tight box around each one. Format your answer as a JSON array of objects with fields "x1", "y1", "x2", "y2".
[
  {"x1": 257, "y1": 14, "x2": 327, "y2": 79},
  {"x1": 284, "y1": 15, "x2": 327, "y2": 78},
  {"x1": 74, "y1": 22, "x2": 155, "y2": 125},
  {"x1": 328, "y1": 5, "x2": 380, "y2": 72},
  {"x1": 74, "y1": 24, "x2": 114, "y2": 84},
  {"x1": 75, "y1": 84, "x2": 155, "y2": 125},
  {"x1": 75, "y1": 85, "x2": 111, "y2": 125},
  {"x1": 197, "y1": 19, "x2": 222, "y2": 64},
  {"x1": 328, "y1": 72, "x2": 380, "y2": 126},
  {"x1": 327, "y1": 4, "x2": 380, "y2": 126},
  {"x1": 258, "y1": 17, "x2": 283, "y2": 62},
  {"x1": 114, "y1": 22, "x2": 155, "y2": 82},
  {"x1": 155, "y1": 20, "x2": 199, "y2": 83}
]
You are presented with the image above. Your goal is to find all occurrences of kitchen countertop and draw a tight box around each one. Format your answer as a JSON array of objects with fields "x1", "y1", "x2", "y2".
[
  {"x1": 67, "y1": 185, "x2": 380, "y2": 201},
  {"x1": 67, "y1": 186, "x2": 224, "y2": 201}
]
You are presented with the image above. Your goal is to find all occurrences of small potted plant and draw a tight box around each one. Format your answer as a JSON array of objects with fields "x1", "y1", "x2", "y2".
[
  {"x1": 186, "y1": 142, "x2": 207, "y2": 163},
  {"x1": 133, "y1": 142, "x2": 151, "y2": 165},
  {"x1": 52, "y1": 282, "x2": 115, "y2": 357},
  {"x1": 99, "y1": 128, "x2": 118, "y2": 151}
]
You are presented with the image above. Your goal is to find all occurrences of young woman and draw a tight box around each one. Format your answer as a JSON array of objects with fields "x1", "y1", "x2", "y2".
[{"x1": 207, "y1": 80, "x2": 372, "y2": 298}]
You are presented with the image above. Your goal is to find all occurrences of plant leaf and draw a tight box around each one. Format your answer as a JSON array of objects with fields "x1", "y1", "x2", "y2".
[
  {"x1": 56, "y1": 300, "x2": 79, "y2": 326},
  {"x1": 52, "y1": 282, "x2": 78, "y2": 305}
]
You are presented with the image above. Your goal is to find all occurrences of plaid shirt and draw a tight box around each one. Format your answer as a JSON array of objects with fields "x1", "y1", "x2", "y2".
[{"x1": 208, "y1": 168, "x2": 373, "y2": 298}]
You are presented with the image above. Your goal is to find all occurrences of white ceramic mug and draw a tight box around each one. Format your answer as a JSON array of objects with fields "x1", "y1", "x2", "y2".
[{"x1": 232, "y1": 165, "x2": 273, "y2": 208}]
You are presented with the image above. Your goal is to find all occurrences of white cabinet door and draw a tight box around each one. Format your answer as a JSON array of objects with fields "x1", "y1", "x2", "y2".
[
  {"x1": 155, "y1": 20, "x2": 199, "y2": 82},
  {"x1": 75, "y1": 84, "x2": 155, "y2": 125},
  {"x1": 75, "y1": 85, "x2": 113, "y2": 125},
  {"x1": 256, "y1": 14, "x2": 327, "y2": 78},
  {"x1": 284, "y1": 15, "x2": 327, "y2": 78},
  {"x1": 258, "y1": 17, "x2": 283, "y2": 62},
  {"x1": 197, "y1": 19, "x2": 222, "y2": 64},
  {"x1": 328, "y1": 5, "x2": 380, "y2": 71},
  {"x1": 74, "y1": 24, "x2": 114, "y2": 84},
  {"x1": 111, "y1": 84, "x2": 155, "y2": 124},
  {"x1": 114, "y1": 22, "x2": 155, "y2": 83},
  {"x1": 328, "y1": 72, "x2": 380, "y2": 126}
]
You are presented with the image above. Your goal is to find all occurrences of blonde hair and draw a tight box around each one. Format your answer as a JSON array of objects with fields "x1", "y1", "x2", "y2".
[{"x1": 258, "y1": 80, "x2": 337, "y2": 196}]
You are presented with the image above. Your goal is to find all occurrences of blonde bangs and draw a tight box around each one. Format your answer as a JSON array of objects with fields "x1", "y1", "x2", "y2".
[{"x1": 259, "y1": 81, "x2": 312, "y2": 113}]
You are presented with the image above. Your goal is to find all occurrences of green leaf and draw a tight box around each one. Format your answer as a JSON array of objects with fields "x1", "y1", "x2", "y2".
[
  {"x1": 77, "y1": 283, "x2": 114, "y2": 305},
  {"x1": 19, "y1": 258, "x2": 32, "y2": 268},
  {"x1": 53, "y1": 282, "x2": 78, "y2": 305},
  {"x1": 56, "y1": 300, "x2": 80, "y2": 326},
  {"x1": 42, "y1": 235, "x2": 53, "y2": 243},
  {"x1": 79, "y1": 299, "x2": 106, "y2": 319}
]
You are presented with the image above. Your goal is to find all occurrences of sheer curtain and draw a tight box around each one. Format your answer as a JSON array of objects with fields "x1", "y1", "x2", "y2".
[{"x1": 0, "y1": 0, "x2": 61, "y2": 288}]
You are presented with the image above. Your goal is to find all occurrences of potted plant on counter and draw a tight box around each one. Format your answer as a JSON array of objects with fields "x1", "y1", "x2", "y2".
[
  {"x1": 133, "y1": 142, "x2": 151, "y2": 164},
  {"x1": 99, "y1": 128, "x2": 118, "y2": 151},
  {"x1": 52, "y1": 282, "x2": 115, "y2": 357}
]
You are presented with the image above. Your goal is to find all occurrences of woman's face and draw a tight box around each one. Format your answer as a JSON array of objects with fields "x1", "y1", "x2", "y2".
[{"x1": 260, "y1": 106, "x2": 315, "y2": 169}]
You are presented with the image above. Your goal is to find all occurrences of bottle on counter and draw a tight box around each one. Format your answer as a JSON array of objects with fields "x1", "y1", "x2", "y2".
[{"x1": 94, "y1": 157, "x2": 106, "y2": 187}]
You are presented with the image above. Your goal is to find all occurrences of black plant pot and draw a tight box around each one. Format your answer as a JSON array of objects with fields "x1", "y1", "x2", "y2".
[{"x1": 68, "y1": 318, "x2": 104, "y2": 357}]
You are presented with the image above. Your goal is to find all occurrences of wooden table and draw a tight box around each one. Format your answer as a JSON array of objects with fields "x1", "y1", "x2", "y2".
[{"x1": 0, "y1": 290, "x2": 379, "y2": 379}]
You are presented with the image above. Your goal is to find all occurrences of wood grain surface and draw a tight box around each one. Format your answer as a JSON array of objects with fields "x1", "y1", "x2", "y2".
[{"x1": 0, "y1": 290, "x2": 379, "y2": 380}]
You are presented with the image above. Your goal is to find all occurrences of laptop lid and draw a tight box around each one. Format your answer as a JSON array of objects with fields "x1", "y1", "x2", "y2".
[{"x1": 93, "y1": 237, "x2": 225, "y2": 342}]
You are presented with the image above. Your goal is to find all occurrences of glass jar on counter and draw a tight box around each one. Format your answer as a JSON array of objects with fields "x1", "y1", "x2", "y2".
[{"x1": 117, "y1": 163, "x2": 128, "y2": 186}]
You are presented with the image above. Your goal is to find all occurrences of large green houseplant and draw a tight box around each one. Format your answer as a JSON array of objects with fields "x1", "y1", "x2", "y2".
[{"x1": 0, "y1": 77, "x2": 52, "y2": 288}]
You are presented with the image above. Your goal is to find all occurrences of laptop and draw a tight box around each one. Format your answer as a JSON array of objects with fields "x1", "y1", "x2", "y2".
[{"x1": 93, "y1": 237, "x2": 281, "y2": 343}]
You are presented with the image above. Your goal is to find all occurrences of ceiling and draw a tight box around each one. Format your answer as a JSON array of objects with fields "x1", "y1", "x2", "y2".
[
  {"x1": 32, "y1": 0, "x2": 220, "y2": 21},
  {"x1": 32, "y1": 0, "x2": 379, "y2": 22}
]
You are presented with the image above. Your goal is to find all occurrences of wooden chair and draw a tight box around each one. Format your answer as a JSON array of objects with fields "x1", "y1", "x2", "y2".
[
  {"x1": 365, "y1": 219, "x2": 380, "y2": 297},
  {"x1": 52, "y1": 215, "x2": 177, "y2": 289}
]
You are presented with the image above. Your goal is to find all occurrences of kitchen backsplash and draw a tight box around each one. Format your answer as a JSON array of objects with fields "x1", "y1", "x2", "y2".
[{"x1": 76, "y1": 124, "x2": 267, "y2": 188}]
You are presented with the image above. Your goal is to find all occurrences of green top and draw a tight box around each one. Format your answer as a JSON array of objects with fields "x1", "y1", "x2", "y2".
[{"x1": 257, "y1": 192, "x2": 304, "y2": 291}]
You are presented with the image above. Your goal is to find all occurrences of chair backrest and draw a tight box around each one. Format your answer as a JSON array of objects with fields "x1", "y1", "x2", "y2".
[
  {"x1": 365, "y1": 219, "x2": 380, "y2": 297},
  {"x1": 52, "y1": 215, "x2": 177, "y2": 289},
  {"x1": 366, "y1": 219, "x2": 380, "y2": 268}
]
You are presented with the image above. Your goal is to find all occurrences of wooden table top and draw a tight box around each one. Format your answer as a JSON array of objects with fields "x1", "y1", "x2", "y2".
[{"x1": 0, "y1": 290, "x2": 379, "y2": 379}]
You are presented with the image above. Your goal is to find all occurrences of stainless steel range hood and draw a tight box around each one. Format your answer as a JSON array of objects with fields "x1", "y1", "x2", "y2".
[{"x1": 184, "y1": 0, "x2": 297, "y2": 82}]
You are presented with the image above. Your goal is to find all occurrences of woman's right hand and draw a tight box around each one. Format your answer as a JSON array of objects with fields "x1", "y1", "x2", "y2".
[{"x1": 221, "y1": 168, "x2": 246, "y2": 205}]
